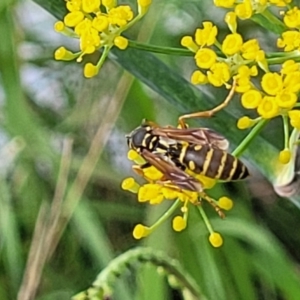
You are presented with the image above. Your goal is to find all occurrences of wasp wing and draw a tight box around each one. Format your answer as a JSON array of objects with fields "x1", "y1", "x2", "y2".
[
  {"x1": 141, "y1": 149, "x2": 203, "y2": 192},
  {"x1": 152, "y1": 126, "x2": 229, "y2": 150}
]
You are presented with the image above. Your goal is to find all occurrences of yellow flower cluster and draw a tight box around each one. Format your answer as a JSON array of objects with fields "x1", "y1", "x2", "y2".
[
  {"x1": 237, "y1": 60, "x2": 300, "y2": 163},
  {"x1": 278, "y1": 6, "x2": 300, "y2": 51},
  {"x1": 181, "y1": 18, "x2": 267, "y2": 90},
  {"x1": 214, "y1": 0, "x2": 291, "y2": 20},
  {"x1": 182, "y1": 1, "x2": 300, "y2": 166},
  {"x1": 54, "y1": 0, "x2": 152, "y2": 77},
  {"x1": 122, "y1": 150, "x2": 234, "y2": 247},
  {"x1": 240, "y1": 64, "x2": 300, "y2": 118}
]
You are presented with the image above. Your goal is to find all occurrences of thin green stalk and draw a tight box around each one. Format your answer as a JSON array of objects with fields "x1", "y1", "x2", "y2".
[
  {"x1": 197, "y1": 206, "x2": 214, "y2": 234},
  {"x1": 128, "y1": 40, "x2": 194, "y2": 56},
  {"x1": 282, "y1": 115, "x2": 290, "y2": 149},
  {"x1": 232, "y1": 119, "x2": 269, "y2": 158},
  {"x1": 149, "y1": 199, "x2": 182, "y2": 232},
  {"x1": 128, "y1": 40, "x2": 300, "y2": 67}
]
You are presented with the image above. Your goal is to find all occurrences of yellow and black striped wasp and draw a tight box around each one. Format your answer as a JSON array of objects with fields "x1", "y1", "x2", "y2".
[{"x1": 126, "y1": 81, "x2": 249, "y2": 194}]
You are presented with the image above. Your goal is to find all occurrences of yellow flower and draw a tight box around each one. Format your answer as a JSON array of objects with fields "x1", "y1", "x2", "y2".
[
  {"x1": 66, "y1": 0, "x2": 82, "y2": 12},
  {"x1": 138, "y1": 183, "x2": 162, "y2": 202},
  {"x1": 127, "y1": 149, "x2": 146, "y2": 164},
  {"x1": 75, "y1": 18, "x2": 93, "y2": 36},
  {"x1": 288, "y1": 110, "x2": 300, "y2": 129},
  {"x1": 236, "y1": 76, "x2": 251, "y2": 93},
  {"x1": 275, "y1": 90, "x2": 297, "y2": 109},
  {"x1": 78, "y1": 29, "x2": 101, "y2": 61},
  {"x1": 237, "y1": 116, "x2": 256, "y2": 129},
  {"x1": 279, "y1": 149, "x2": 291, "y2": 164},
  {"x1": 181, "y1": 36, "x2": 199, "y2": 53},
  {"x1": 281, "y1": 60, "x2": 299, "y2": 75},
  {"x1": 84, "y1": 62, "x2": 99, "y2": 78},
  {"x1": 269, "y1": 0, "x2": 292, "y2": 6},
  {"x1": 133, "y1": 224, "x2": 151, "y2": 239},
  {"x1": 54, "y1": 46, "x2": 78, "y2": 61},
  {"x1": 149, "y1": 194, "x2": 164, "y2": 204},
  {"x1": 222, "y1": 33, "x2": 243, "y2": 55},
  {"x1": 162, "y1": 187, "x2": 180, "y2": 200},
  {"x1": 54, "y1": 21, "x2": 65, "y2": 32},
  {"x1": 195, "y1": 22, "x2": 218, "y2": 47},
  {"x1": 283, "y1": 7, "x2": 300, "y2": 28},
  {"x1": 172, "y1": 216, "x2": 187, "y2": 232},
  {"x1": 241, "y1": 39, "x2": 262, "y2": 60},
  {"x1": 225, "y1": 12, "x2": 237, "y2": 33},
  {"x1": 64, "y1": 11, "x2": 85, "y2": 27},
  {"x1": 257, "y1": 96, "x2": 279, "y2": 119},
  {"x1": 92, "y1": 15, "x2": 109, "y2": 32},
  {"x1": 142, "y1": 165, "x2": 164, "y2": 180},
  {"x1": 235, "y1": 65, "x2": 257, "y2": 93},
  {"x1": 82, "y1": 0, "x2": 100, "y2": 13},
  {"x1": 108, "y1": 5, "x2": 134, "y2": 27},
  {"x1": 261, "y1": 72, "x2": 283, "y2": 96},
  {"x1": 195, "y1": 48, "x2": 217, "y2": 69},
  {"x1": 235, "y1": 0, "x2": 253, "y2": 19},
  {"x1": 178, "y1": 190, "x2": 198, "y2": 203},
  {"x1": 137, "y1": 0, "x2": 152, "y2": 14},
  {"x1": 218, "y1": 196, "x2": 233, "y2": 210},
  {"x1": 209, "y1": 232, "x2": 223, "y2": 248},
  {"x1": 138, "y1": 0, "x2": 152, "y2": 6},
  {"x1": 102, "y1": 0, "x2": 117, "y2": 9},
  {"x1": 283, "y1": 71, "x2": 300, "y2": 93},
  {"x1": 207, "y1": 62, "x2": 231, "y2": 87},
  {"x1": 114, "y1": 36, "x2": 129, "y2": 49},
  {"x1": 214, "y1": 0, "x2": 235, "y2": 8},
  {"x1": 121, "y1": 177, "x2": 140, "y2": 193},
  {"x1": 191, "y1": 70, "x2": 207, "y2": 85},
  {"x1": 193, "y1": 174, "x2": 216, "y2": 189},
  {"x1": 241, "y1": 90, "x2": 262, "y2": 109},
  {"x1": 277, "y1": 31, "x2": 300, "y2": 52}
]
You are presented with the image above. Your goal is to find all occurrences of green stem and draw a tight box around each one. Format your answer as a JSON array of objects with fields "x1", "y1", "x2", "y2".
[
  {"x1": 267, "y1": 55, "x2": 300, "y2": 65},
  {"x1": 128, "y1": 40, "x2": 194, "y2": 56},
  {"x1": 149, "y1": 199, "x2": 182, "y2": 232},
  {"x1": 97, "y1": 45, "x2": 111, "y2": 68},
  {"x1": 232, "y1": 119, "x2": 269, "y2": 158},
  {"x1": 282, "y1": 115, "x2": 289, "y2": 149},
  {"x1": 197, "y1": 205, "x2": 214, "y2": 234}
]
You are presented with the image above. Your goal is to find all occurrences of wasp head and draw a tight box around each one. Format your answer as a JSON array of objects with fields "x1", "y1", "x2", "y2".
[{"x1": 126, "y1": 124, "x2": 151, "y2": 152}]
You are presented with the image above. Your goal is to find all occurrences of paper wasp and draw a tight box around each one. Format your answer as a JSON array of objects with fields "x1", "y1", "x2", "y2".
[{"x1": 126, "y1": 80, "x2": 249, "y2": 194}]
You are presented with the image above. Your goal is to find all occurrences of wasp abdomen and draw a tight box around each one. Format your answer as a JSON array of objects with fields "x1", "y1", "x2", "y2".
[{"x1": 179, "y1": 144, "x2": 249, "y2": 181}]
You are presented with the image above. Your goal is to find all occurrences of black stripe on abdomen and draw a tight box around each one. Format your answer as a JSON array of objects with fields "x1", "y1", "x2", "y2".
[
  {"x1": 205, "y1": 148, "x2": 224, "y2": 178},
  {"x1": 219, "y1": 154, "x2": 235, "y2": 180}
]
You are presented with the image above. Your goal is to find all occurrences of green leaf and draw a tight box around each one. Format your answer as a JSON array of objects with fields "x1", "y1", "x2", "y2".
[{"x1": 251, "y1": 9, "x2": 286, "y2": 34}]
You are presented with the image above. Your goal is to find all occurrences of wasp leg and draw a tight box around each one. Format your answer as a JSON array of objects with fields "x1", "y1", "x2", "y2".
[
  {"x1": 178, "y1": 79, "x2": 237, "y2": 128},
  {"x1": 199, "y1": 192, "x2": 225, "y2": 219}
]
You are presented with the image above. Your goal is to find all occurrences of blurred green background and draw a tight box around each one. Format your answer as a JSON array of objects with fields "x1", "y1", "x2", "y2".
[{"x1": 1, "y1": 0, "x2": 300, "y2": 299}]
